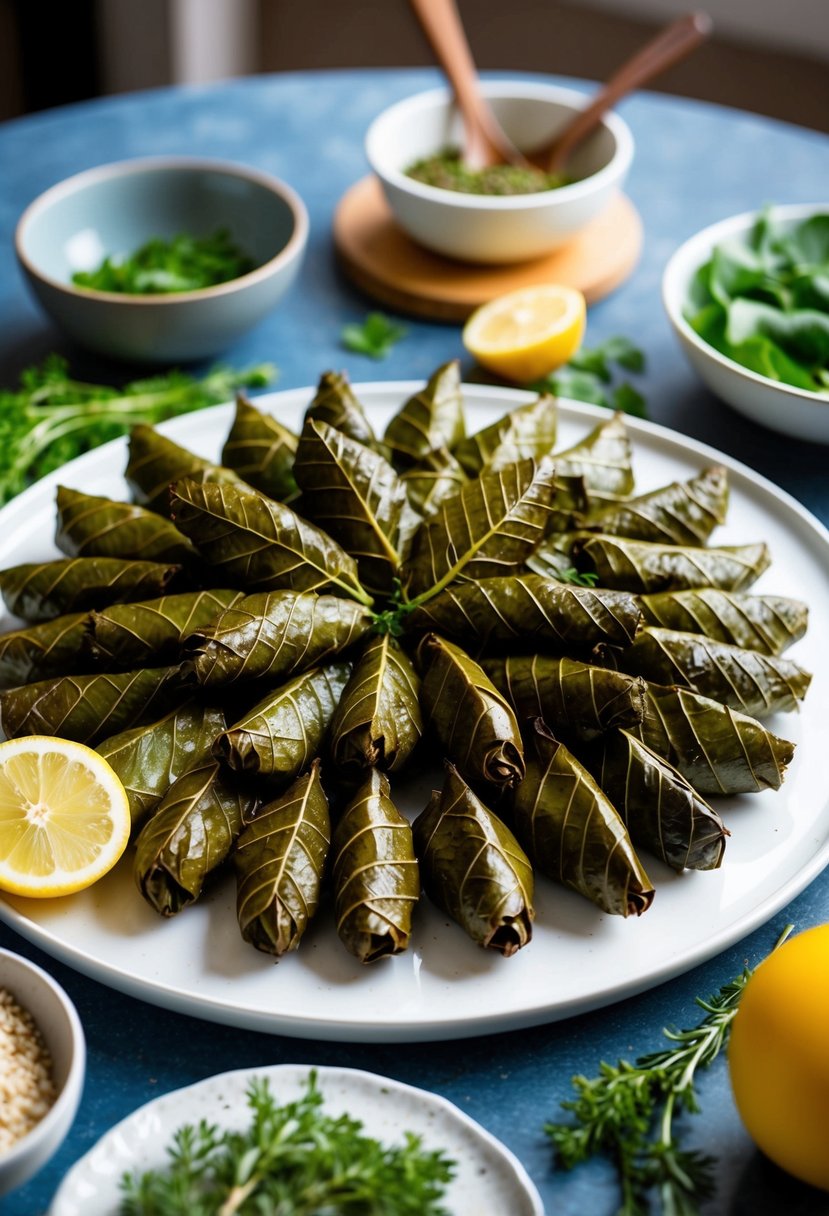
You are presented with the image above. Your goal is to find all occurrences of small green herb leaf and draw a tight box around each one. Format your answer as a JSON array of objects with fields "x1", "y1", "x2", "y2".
[
  {"x1": 341, "y1": 312, "x2": 408, "y2": 360},
  {"x1": 530, "y1": 337, "x2": 649, "y2": 418},
  {"x1": 558, "y1": 566, "x2": 599, "y2": 587},
  {"x1": 72, "y1": 229, "x2": 255, "y2": 295}
]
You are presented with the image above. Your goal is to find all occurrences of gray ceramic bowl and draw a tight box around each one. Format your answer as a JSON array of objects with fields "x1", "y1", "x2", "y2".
[
  {"x1": 0, "y1": 948, "x2": 86, "y2": 1196},
  {"x1": 15, "y1": 157, "x2": 309, "y2": 363}
]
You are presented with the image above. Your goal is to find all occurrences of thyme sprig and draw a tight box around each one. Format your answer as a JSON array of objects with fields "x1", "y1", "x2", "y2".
[{"x1": 546, "y1": 926, "x2": 793, "y2": 1216}]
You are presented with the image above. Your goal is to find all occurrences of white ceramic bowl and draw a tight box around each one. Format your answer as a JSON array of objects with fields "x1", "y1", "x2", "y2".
[
  {"x1": 0, "y1": 948, "x2": 85, "y2": 1196},
  {"x1": 365, "y1": 81, "x2": 634, "y2": 264},
  {"x1": 662, "y1": 203, "x2": 829, "y2": 444},
  {"x1": 16, "y1": 157, "x2": 309, "y2": 363}
]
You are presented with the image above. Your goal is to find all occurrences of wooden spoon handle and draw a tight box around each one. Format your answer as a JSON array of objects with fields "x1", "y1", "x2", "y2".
[
  {"x1": 408, "y1": 0, "x2": 520, "y2": 170},
  {"x1": 547, "y1": 11, "x2": 713, "y2": 174}
]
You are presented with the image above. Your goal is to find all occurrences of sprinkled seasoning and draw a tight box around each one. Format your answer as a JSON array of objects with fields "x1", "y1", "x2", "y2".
[{"x1": 0, "y1": 988, "x2": 57, "y2": 1152}]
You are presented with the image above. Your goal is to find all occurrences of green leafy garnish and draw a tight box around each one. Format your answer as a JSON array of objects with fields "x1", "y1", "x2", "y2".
[
  {"x1": 119, "y1": 1073, "x2": 455, "y2": 1215},
  {"x1": 341, "y1": 312, "x2": 408, "y2": 360},
  {"x1": 532, "y1": 336, "x2": 648, "y2": 417},
  {"x1": 546, "y1": 927, "x2": 793, "y2": 1216},
  {"x1": 686, "y1": 208, "x2": 829, "y2": 395},
  {"x1": 557, "y1": 566, "x2": 599, "y2": 588},
  {"x1": 0, "y1": 355, "x2": 275, "y2": 505},
  {"x1": 72, "y1": 229, "x2": 256, "y2": 295}
]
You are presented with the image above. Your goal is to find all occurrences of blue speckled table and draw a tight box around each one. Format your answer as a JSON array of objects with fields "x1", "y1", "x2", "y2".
[{"x1": 1, "y1": 70, "x2": 828, "y2": 1216}]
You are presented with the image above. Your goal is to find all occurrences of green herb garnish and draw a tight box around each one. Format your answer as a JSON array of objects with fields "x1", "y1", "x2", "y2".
[
  {"x1": 0, "y1": 355, "x2": 275, "y2": 504},
  {"x1": 406, "y1": 148, "x2": 569, "y2": 196},
  {"x1": 72, "y1": 228, "x2": 256, "y2": 295},
  {"x1": 546, "y1": 928, "x2": 792, "y2": 1216},
  {"x1": 341, "y1": 312, "x2": 408, "y2": 360},
  {"x1": 532, "y1": 336, "x2": 648, "y2": 417},
  {"x1": 119, "y1": 1073, "x2": 455, "y2": 1215},
  {"x1": 686, "y1": 208, "x2": 829, "y2": 394},
  {"x1": 558, "y1": 566, "x2": 599, "y2": 588}
]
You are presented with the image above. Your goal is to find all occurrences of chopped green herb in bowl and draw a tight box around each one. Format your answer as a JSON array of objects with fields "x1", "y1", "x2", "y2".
[
  {"x1": 72, "y1": 228, "x2": 255, "y2": 295},
  {"x1": 406, "y1": 148, "x2": 570, "y2": 196}
]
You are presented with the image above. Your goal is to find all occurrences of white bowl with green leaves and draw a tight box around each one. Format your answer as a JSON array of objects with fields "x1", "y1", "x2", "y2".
[{"x1": 662, "y1": 203, "x2": 829, "y2": 443}]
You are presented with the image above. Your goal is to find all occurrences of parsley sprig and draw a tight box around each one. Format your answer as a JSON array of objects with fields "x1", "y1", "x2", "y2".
[
  {"x1": 534, "y1": 335, "x2": 648, "y2": 418},
  {"x1": 0, "y1": 355, "x2": 275, "y2": 505},
  {"x1": 120, "y1": 1073, "x2": 455, "y2": 1215},
  {"x1": 72, "y1": 228, "x2": 255, "y2": 295},
  {"x1": 547, "y1": 927, "x2": 793, "y2": 1216},
  {"x1": 341, "y1": 312, "x2": 408, "y2": 360}
]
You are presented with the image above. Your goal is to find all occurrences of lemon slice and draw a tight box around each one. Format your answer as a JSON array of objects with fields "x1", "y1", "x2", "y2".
[
  {"x1": 0, "y1": 736, "x2": 130, "y2": 897},
  {"x1": 462, "y1": 284, "x2": 587, "y2": 382}
]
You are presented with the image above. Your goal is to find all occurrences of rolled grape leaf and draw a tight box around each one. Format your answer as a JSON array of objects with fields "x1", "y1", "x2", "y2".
[
  {"x1": 126, "y1": 424, "x2": 244, "y2": 512},
  {"x1": 418, "y1": 634, "x2": 524, "y2": 793},
  {"x1": 182, "y1": 589, "x2": 372, "y2": 686},
  {"x1": 220, "y1": 393, "x2": 299, "y2": 502},
  {"x1": 214, "y1": 662, "x2": 351, "y2": 785},
  {"x1": 87, "y1": 588, "x2": 243, "y2": 668},
  {"x1": 55, "y1": 485, "x2": 198, "y2": 566},
  {"x1": 584, "y1": 466, "x2": 729, "y2": 546},
  {"x1": 634, "y1": 683, "x2": 795, "y2": 794},
  {"x1": 610, "y1": 626, "x2": 811, "y2": 717},
  {"x1": 512, "y1": 720, "x2": 653, "y2": 917},
  {"x1": 97, "y1": 700, "x2": 227, "y2": 828},
  {"x1": 292, "y1": 418, "x2": 406, "y2": 595},
  {"x1": 304, "y1": 369, "x2": 379, "y2": 449},
  {"x1": 0, "y1": 666, "x2": 183, "y2": 746},
  {"x1": 553, "y1": 412, "x2": 634, "y2": 499},
  {"x1": 235, "y1": 761, "x2": 330, "y2": 957},
  {"x1": 413, "y1": 762, "x2": 533, "y2": 956},
  {"x1": 482, "y1": 654, "x2": 646, "y2": 741},
  {"x1": 405, "y1": 573, "x2": 642, "y2": 652},
  {"x1": 575, "y1": 534, "x2": 771, "y2": 593},
  {"x1": 170, "y1": 478, "x2": 371, "y2": 604},
  {"x1": 384, "y1": 360, "x2": 465, "y2": 468},
  {"x1": 584, "y1": 729, "x2": 728, "y2": 872},
  {"x1": 0, "y1": 612, "x2": 91, "y2": 689},
  {"x1": 332, "y1": 769, "x2": 420, "y2": 963},
  {"x1": 401, "y1": 445, "x2": 467, "y2": 517},
  {"x1": 0, "y1": 557, "x2": 181, "y2": 623},
  {"x1": 637, "y1": 589, "x2": 808, "y2": 656},
  {"x1": 134, "y1": 759, "x2": 253, "y2": 917},
  {"x1": 453, "y1": 394, "x2": 557, "y2": 477},
  {"x1": 328, "y1": 634, "x2": 422, "y2": 777},
  {"x1": 404, "y1": 456, "x2": 560, "y2": 600}
]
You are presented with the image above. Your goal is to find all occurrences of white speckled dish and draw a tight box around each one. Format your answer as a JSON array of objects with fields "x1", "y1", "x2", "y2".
[{"x1": 49, "y1": 1063, "x2": 544, "y2": 1216}]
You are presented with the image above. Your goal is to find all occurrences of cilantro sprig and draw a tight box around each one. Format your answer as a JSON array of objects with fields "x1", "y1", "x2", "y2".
[
  {"x1": 72, "y1": 228, "x2": 256, "y2": 295},
  {"x1": 341, "y1": 312, "x2": 408, "y2": 360},
  {"x1": 120, "y1": 1073, "x2": 455, "y2": 1215},
  {"x1": 0, "y1": 355, "x2": 275, "y2": 505},
  {"x1": 533, "y1": 335, "x2": 648, "y2": 418}
]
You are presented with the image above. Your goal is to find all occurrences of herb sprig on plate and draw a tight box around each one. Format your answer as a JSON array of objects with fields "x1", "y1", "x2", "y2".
[{"x1": 120, "y1": 1073, "x2": 455, "y2": 1216}]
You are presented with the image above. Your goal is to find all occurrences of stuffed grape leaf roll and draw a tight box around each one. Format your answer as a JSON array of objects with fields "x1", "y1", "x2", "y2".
[
  {"x1": 304, "y1": 370, "x2": 379, "y2": 449},
  {"x1": 552, "y1": 412, "x2": 634, "y2": 500},
  {"x1": 574, "y1": 535, "x2": 770, "y2": 594},
  {"x1": 413, "y1": 763, "x2": 533, "y2": 955},
  {"x1": 584, "y1": 465, "x2": 729, "y2": 546},
  {"x1": 87, "y1": 589, "x2": 243, "y2": 668},
  {"x1": 0, "y1": 612, "x2": 92, "y2": 689},
  {"x1": 637, "y1": 589, "x2": 808, "y2": 656},
  {"x1": 419, "y1": 634, "x2": 525, "y2": 793},
  {"x1": 384, "y1": 360, "x2": 465, "y2": 468},
  {"x1": 220, "y1": 393, "x2": 299, "y2": 502},
  {"x1": 55, "y1": 485, "x2": 198, "y2": 565},
  {"x1": 214, "y1": 662, "x2": 351, "y2": 786},
  {"x1": 234, "y1": 761, "x2": 330, "y2": 957},
  {"x1": 126, "y1": 424, "x2": 245, "y2": 513},
  {"x1": 512, "y1": 720, "x2": 653, "y2": 917},
  {"x1": 182, "y1": 590, "x2": 372, "y2": 687},
  {"x1": 453, "y1": 394, "x2": 557, "y2": 477},
  {"x1": 0, "y1": 557, "x2": 181, "y2": 623},
  {"x1": 332, "y1": 769, "x2": 420, "y2": 963},
  {"x1": 134, "y1": 759, "x2": 253, "y2": 916}
]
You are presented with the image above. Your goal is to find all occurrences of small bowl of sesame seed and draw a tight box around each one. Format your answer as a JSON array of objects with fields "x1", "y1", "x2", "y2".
[{"x1": 0, "y1": 948, "x2": 85, "y2": 1196}]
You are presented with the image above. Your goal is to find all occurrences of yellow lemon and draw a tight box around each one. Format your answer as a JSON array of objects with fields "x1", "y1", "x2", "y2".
[
  {"x1": 0, "y1": 736, "x2": 130, "y2": 898},
  {"x1": 728, "y1": 924, "x2": 829, "y2": 1191},
  {"x1": 462, "y1": 284, "x2": 586, "y2": 383}
]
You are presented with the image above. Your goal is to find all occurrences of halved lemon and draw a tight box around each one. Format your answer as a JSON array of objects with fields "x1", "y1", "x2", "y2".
[
  {"x1": 462, "y1": 283, "x2": 587, "y2": 382},
  {"x1": 0, "y1": 736, "x2": 130, "y2": 897}
]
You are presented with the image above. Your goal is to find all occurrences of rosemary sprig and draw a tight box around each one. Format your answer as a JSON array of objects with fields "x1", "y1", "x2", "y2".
[{"x1": 546, "y1": 927, "x2": 793, "y2": 1216}]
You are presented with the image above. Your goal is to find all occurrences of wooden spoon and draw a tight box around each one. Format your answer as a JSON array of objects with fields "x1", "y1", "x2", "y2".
[
  {"x1": 541, "y1": 12, "x2": 713, "y2": 175},
  {"x1": 408, "y1": 0, "x2": 529, "y2": 171}
]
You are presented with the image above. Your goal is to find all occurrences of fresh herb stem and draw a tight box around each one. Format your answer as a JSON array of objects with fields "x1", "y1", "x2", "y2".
[
  {"x1": 340, "y1": 312, "x2": 408, "y2": 360},
  {"x1": 546, "y1": 925, "x2": 794, "y2": 1216},
  {"x1": 0, "y1": 356, "x2": 275, "y2": 504}
]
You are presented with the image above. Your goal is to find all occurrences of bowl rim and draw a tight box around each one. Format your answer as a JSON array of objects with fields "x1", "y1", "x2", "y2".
[
  {"x1": 0, "y1": 946, "x2": 86, "y2": 1174},
  {"x1": 365, "y1": 80, "x2": 634, "y2": 210},
  {"x1": 14, "y1": 155, "x2": 310, "y2": 306},
  {"x1": 662, "y1": 201, "x2": 829, "y2": 411}
]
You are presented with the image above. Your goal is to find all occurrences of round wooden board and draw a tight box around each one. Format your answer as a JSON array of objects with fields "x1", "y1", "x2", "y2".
[{"x1": 333, "y1": 176, "x2": 643, "y2": 322}]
